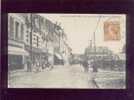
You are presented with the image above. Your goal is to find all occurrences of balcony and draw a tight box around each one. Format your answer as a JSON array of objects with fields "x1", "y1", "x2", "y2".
[{"x1": 8, "y1": 38, "x2": 24, "y2": 48}]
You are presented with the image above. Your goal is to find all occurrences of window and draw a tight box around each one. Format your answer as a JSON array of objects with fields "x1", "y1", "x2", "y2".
[
  {"x1": 21, "y1": 24, "x2": 24, "y2": 40},
  {"x1": 15, "y1": 21, "x2": 19, "y2": 40},
  {"x1": 37, "y1": 36, "x2": 39, "y2": 47},
  {"x1": 26, "y1": 39, "x2": 29, "y2": 42},
  {"x1": 9, "y1": 16, "x2": 14, "y2": 38}
]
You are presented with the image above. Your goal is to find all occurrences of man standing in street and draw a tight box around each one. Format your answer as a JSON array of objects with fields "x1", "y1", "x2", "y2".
[
  {"x1": 82, "y1": 58, "x2": 89, "y2": 73},
  {"x1": 27, "y1": 57, "x2": 32, "y2": 72}
]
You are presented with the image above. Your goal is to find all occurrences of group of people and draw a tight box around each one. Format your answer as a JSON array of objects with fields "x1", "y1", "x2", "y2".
[
  {"x1": 80, "y1": 58, "x2": 98, "y2": 73},
  {"x1": 26, "y1": 56, "x2": 54, "y2": 72}
]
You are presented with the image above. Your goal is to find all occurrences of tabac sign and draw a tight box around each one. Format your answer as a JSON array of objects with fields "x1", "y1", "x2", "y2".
[{"x1": 104, "y1": 21, "x2": 120, "y2": 41}]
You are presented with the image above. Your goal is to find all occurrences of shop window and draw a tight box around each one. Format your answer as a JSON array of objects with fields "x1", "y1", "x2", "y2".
[{"x1": 8, "y1": 55, "x2": 23, "y2": 70}]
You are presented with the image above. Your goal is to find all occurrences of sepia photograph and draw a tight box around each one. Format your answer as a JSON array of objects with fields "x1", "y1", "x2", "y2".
[{"x1": 8, "y1": 13, "x2": 126, "y2": 89}]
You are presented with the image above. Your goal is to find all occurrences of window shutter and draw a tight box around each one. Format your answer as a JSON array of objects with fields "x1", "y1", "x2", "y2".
[
  {"x1": 9, "y1": 16, "x2": 14, "y2": 38},
  {"x1": 21, "y1": 24, "x2": 24, "y2": 41}
]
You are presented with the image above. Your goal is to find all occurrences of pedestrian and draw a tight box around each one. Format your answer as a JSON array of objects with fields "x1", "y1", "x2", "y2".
[
  {"x1": 92, "y1": 60, "x2": 98, "y2": 72},
  {"x1": 42, "y1": 57, "x2": 46, "y2": 70},
  {"x1": 48, "y1": 55, "x2": 54, "y2": 70},
  {"x1": 27, "y1": 57, "x2": 32, "y2": 72},
  {"x1": 79, "y1": 60, "x2": 82, "y2": 66},
  {"x1": 82, "y1": 59, "x2": 89, "y2": 72},
  {"x1": 35, "y1": 59, "x2": 40, "y2": 72}
]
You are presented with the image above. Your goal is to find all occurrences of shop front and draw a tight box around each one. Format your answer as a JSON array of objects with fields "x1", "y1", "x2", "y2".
[
  {"x1": 54, "y1": 52, "x2": 64, "y2": 65},
  {"x1": 25, "y1": 45, "x2": 48, "y2": 70},
  {"x1": 8, "y1": 46, "x2": 29, "y2": 70}
]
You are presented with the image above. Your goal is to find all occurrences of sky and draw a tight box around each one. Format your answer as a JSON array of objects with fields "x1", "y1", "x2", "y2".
[{"x1": 40, "y1": 14, "x2": 126, "y2": 54}]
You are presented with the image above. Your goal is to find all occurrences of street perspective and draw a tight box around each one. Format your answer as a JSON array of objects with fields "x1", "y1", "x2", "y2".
[{"x1": 8, "y1": 13, "x2": 126, "y2": 89}]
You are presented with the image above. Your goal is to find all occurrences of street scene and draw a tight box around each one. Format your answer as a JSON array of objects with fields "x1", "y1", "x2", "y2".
[{"x1": 8, "y1": 13, "x2": 126, "y2": 89}]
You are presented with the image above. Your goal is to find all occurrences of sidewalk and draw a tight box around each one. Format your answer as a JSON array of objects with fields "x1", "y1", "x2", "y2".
[
  {"x1": 8, "y1": 65, "x2": 62, "y2": 79},
  {"x1": 91, "y1": 69, "x2": 126, "y2": 89},
  {"x1": 8, "y1": 65, "x2": 126, "y2": 89},
  {"x1": 8, "y1": 65, "x2": 97, "y2": 88},
  {"x1": 8, "y1": 69, "x2": 28, "y2": 78}
]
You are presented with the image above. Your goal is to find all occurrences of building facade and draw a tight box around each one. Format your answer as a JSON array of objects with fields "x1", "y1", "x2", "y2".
[
  {"x1": 8, "y1": 13, "x2": 72, "y2": 71},
  {"x1": 24, "y1": 14, "x2": 48, "y2": 71},
  {"x1": 8, "y1": 13, "x2": 29, "y2": 70}
]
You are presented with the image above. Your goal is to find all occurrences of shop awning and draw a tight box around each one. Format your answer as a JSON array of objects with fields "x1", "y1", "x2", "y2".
[
  {"x1": 41, "y1": 48, "x2": 48, "y2": 54},
  {"x1": 8, "y1": 46, "x2": 29, "y2": 56},
  {"x1": 55, "y1": 53, "x2": 63, "y2": 60},
  {"x1": 25, "y1": 45, "x2": 48, "y2": 54}
]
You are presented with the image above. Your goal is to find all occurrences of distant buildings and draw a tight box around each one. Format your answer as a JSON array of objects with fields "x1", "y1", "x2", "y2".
[
  {"x1": 84, "y1": 45, "x2": 126, "y2": 71},
  {"x1": 84, "y1": 46, "x2": 113, "y2": 60},
  {"x1": 8, "y1": 13, "x2": 72, "y2": 71}
]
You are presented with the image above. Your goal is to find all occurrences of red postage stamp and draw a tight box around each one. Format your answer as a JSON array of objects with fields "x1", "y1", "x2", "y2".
[{"x1": 104, "y1": 21, "x2": 120, "y2": 41}]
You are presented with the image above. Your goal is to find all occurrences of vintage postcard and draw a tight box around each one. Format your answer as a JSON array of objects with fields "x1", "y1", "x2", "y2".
[{"x1": 8, "y1": 13, "x2": 126, "y2": 89}]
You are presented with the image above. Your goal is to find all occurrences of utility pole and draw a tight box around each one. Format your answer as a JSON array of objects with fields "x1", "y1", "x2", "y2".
[
  {"x1": 93, "y1": 16, "x2": 101, "y2": 56},
  {"x1": 93, "y1": 32, "x2": 96, "y2": 55},
  {"x1": 59, "y1": 31, "x2": 60, "y2": 51},
  {"x1": 92, "y1": 16, "x2": 101, "y2": 72},
  {"x1": 45, "y1": 32, "x2": 47, "y2": 49},
  {"x1": 30, "y1": 13, "x2": 33, "y2": 72},
  {"x1": 59, "y1": 28, "x2": 62, "y2": 52}
]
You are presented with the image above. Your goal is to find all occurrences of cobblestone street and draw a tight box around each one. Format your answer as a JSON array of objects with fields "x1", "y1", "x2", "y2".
[{"x1": 8, "y1": 64, "x2": 125, "y2": 89}]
